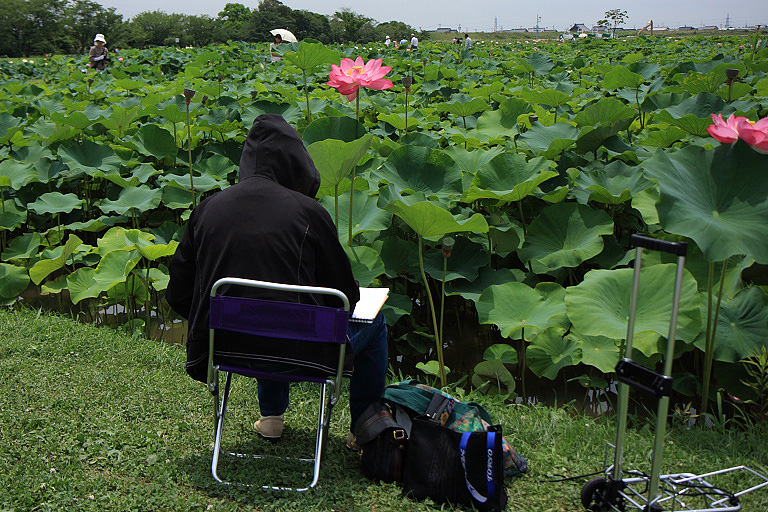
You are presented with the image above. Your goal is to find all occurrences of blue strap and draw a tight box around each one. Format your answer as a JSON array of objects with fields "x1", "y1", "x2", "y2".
[{"x1": 459, "y1": 432, "x2": 496, "y2": 503}]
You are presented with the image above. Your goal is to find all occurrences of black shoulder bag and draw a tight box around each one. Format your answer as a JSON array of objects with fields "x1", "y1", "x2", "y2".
[{"x1": 354, "y1": 400, "x2": 407, "y2": 483}]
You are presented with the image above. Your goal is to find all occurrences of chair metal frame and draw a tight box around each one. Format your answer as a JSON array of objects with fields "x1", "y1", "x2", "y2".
[{"x1": 207, "y1": 277, "x2": 350, "y2": 491}]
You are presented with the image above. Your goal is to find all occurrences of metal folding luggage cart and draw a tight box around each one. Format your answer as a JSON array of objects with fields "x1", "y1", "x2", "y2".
[{"x1": 580, "y1": 235, "x2": 768, "y2": 512}]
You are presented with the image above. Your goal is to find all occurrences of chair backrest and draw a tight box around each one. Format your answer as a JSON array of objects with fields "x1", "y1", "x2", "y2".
[{"x1": 207, "y1": 278, "x2": 350, "y2": 385}]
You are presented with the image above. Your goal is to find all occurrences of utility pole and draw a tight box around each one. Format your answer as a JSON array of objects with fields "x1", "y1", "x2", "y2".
[
  {"x1": 725, "y1": 13, "x2": 730, "y2": 29},
  {"x1": 535, "y1": 14, "x2": 541, "y2": 40},
  {"x1": 494, "y1": 16, "x2": 498, "y2": 32}
]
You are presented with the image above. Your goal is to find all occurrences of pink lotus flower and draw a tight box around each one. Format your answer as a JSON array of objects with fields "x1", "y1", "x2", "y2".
[
  {"x1": 708, "y1": 114, "x2": 768, "y2": 154},
  {"x1": 327, "y1": 57, "x2": 394, "y2": 101},
  {"x1": 707, "y1": 113, "x2": 743, "y2": 143}
]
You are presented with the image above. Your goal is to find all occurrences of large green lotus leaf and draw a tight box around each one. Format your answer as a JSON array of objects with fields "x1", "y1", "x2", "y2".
[
  {"x1": 378, "y1": 113, "x2": 422, "y2": 132},
  {"x1": 639, "y1": 127, "x2": 688, "y2": 148},
  {"x1": 423, "y1": 236, "x2": 486, "y2": 282},
  {"x1": 147, "y1": 266, "x2": 170, "y2": 292},
  {"x1": 92, "y1": 250, "x2": 142, "y2": 293},
  {"x1": 2, "y1": 233, "x2": 42, "y2": 261},
  {"x1": 601, "y1": 65, "x2": 645, "y2": 90},
  {"x1": 475, "y1": 97, "x2": 533, "y2": 139},
  {"x1": 447, "y1": 267, "x2": 527, "y2": 303},
  {"x1": 101, "y1": 105, "x2": 142, "y2": 134},
  {"x1": 29, "y1": 235, "x2": 84, "y2": 285},
  {"x1": 159, "y1": 173, "x2": 224, "y2": 193},
  {"x1": 693, "y1": 287, "x2": 768, "y2": 363},
  {"x1": 99, "y1": 186, "x2": 162, "y2": 216},
  {"x1": 437, "y1": 94, "x2": 488, "y2": 118},
  {"x1": 653, "y1": 113, "x2": 712, "y2": 137},
  {"x1": 519, "y1": 122, "x2": 579, "y2": 158},
  {"x1": 104, "y1": 163, "x2": 161, "y2": 188},
  {"x1": 28, "y1": 192, "x2": 83, "y2": 215},
  {"x1": 463, "y1": 152, "x2": 557, "y2": 203},
  {"x1": 573, "y1": 97, "x2": 637, "y2": 126},
  {"x1": 302, "y1": 116, "x2": 366, "y2": 145},
  {"x1": 197, "y1": 155, "x2": 237, "y2": 181},
  {"x1": 156, "y1": 101, "x2": 187, "y2": 124},
  {"x1": 518, "y1": 203, "x2": 613, "y2": 270},
  {"x1": 345, "y1": 245, "x2": 385, "y2": 287},
  {"x1": 443, "y1": 146, "x2": 505, "y2": 183},
  {"x1": 477, "y1": 282, "x2": 567, "y2": 340},
  {"x1": 0, "y1": 159, "x2": 39, "y2": 190},
  {"x1": 161, "y1": 186, "x2": 194, "y2": 210},
  {"x1": 573, "y1": 160, "x2": 653, "y2": 205},
  {"x1": 284, "y1": 41, "x2": 339, "y2": 71},
  {"x1": 471, "y1": 359, "x2": 516, "y2": 395},
  {"x1": 320, "y1": 191, "x2": 391, "y2": 240},
  {"x1": 641, "y1": 142, "x2": 768, "y2": 264},
  {"x1": 377, "y1": 145, "x2": 463, "y2": 201},
  {"x1": 135, "y1": 240, "x2": 179, "y2": 261},
  {"x1": 0, "y1": 112, "x2": 23, "y2": 144},
  {"x1": 378, "y1": 236, "x2": 420, "y2": 279},
  {"x1": 519, "y1": 88, "x2": 571, "y2": 109},
  {"x1": 572, "y1": 331, "x2": 621, "y2": 373},
  {"x1": 0, "y1": 263, "x2": 29, "y2": 300},
  {"x1": 654, "y1": 93, "x2": 726, "y2": 136},
  {"x1": 64, "y1": 215, "x2": 128, "y2": 233},
  {"x1": 97, "y1": 227, "x2": 155, "y2": 256},
  {"x1": 67, "y1": 267, "x2": 99, "y2": 304},
  {"x1": 242, "y1": 101, "x2": 302, "y2": 127},
  {"x1": 50, "y1": 111, "x2": 93, "y2": 130},
  {"x1": 384, "y1": 200, "x2": 488, "y2": 239},
  {"x1": 0, "y1": 199, "x2": 28, "y2": 230},
  {"x1": 526, "y1": 53, "x2": 555, "y2": 74},
  {"x1": 134, "y1": 125, "x2": 177, "y2": 159},
  {"x1": 566, "y1": 264, "x2": 701, "y2": 342},
  {"x1": 527, "y1": 327, "x2": 582, "y2": 380},
  {"x1": 308, "y1": 134, "x2": 372, "y2": 188},
  {"x1": 575, "y1": 122, "x2": 634, "y2": 154}
]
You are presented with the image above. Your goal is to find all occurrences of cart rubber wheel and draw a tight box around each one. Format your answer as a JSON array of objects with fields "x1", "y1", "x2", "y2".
[{"x1": 580, "y1": 478, "x2": 614, "y2": 511}]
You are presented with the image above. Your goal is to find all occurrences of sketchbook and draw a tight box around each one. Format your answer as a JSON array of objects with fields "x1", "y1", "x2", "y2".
[{"x1": 350, "y1": 287, "x2": 389, "y2": 323}]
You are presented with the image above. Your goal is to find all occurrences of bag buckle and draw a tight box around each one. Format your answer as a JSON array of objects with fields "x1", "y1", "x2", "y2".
[{"x1": 393, "y1": 429, "x2": 406, "y2": 441}]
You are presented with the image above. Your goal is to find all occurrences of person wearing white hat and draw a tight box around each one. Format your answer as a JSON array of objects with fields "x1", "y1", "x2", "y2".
[
  {"x1": 384, "y1": 35, "x2": 391, "y2": 46},
  {"x1": 89, "y1": 33, "x2": 109, "y2": 71}
]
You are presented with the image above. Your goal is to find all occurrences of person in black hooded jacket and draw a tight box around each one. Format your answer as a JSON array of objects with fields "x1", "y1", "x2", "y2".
[{"x1": 166, "y1": 114, "x2": 388, "y2": 443}]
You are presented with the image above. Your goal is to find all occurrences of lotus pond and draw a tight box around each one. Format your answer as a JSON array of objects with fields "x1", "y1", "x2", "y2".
[{"x1": 1, "y1": 35, "x2": 767, "y2": 416}]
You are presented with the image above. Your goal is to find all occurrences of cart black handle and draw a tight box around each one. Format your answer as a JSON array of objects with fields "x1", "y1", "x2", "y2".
[{"x1": 630, "y1": 234, "x2": 687, "y2": 256}]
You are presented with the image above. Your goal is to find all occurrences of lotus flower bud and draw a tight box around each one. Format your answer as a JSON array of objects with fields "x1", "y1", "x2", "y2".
[{"x1": 725, "y1": 68, "x2": 739, "y2": 84}]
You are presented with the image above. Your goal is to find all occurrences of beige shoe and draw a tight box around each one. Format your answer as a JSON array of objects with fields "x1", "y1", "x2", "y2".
[{"x1": 254, "y1": 415, "x2": 284, "y2": 441}]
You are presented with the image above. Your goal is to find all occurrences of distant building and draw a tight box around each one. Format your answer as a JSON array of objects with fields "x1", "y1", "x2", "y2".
[
  {"x1": 699, "y1": 25, "x2": 719, "y2": 31},
  {"x1": 678, "y1": 26, "x2": 696, "y2": 31},
  {"x1": 504, "y1": 28, "x2": 528, "y2": 33},
  {"x1": 654, "y1": 26, "x2": 670, "y2": 31},
  {"x1": 433, "y1": 27, "x2": 456, "y2": 33},
  {"x1": 569, "y1": 23, "x2": 589, "y2": 33}
]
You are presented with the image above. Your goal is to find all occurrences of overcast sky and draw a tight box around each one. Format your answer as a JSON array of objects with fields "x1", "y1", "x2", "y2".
[{"x1": 99, "y1": 0, "x2": 768, "y2": 32}]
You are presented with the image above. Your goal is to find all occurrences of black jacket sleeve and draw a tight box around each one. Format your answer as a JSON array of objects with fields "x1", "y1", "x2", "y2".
[
  {"x1": 309, "y1": 203, "x2": 360, "y2": 313},
  {"x1": 166, "y1": 219, "x2": 197, "y2": 320}
]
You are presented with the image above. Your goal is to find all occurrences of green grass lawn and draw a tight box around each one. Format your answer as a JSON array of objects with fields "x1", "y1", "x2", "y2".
[{"x1": 1, "y1": 306, "x2": 766, "y2": 511}]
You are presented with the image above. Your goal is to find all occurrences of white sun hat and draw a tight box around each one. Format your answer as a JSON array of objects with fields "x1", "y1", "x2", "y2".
[{"x1": 94, "y1": 33, "x2": 106, "y2": 44}]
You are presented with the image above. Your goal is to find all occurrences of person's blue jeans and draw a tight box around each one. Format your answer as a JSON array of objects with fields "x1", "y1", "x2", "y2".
[{"x1": 257, "y1": 311, "x2": 388, "y2": 430}]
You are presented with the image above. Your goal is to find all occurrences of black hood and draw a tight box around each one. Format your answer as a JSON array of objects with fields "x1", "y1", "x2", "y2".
[{"x1": 238, "y1": 113, "x2": 321, "y2": 197}]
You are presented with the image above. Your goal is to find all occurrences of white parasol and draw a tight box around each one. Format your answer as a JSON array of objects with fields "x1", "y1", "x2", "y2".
[{"x1": 270, "y1": 28, "x2": 298, "y2": 43}]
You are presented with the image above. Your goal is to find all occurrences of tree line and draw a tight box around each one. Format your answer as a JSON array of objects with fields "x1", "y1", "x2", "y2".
[{"x1": 0, "y1": 0, "x2": 421, "y2": 57}]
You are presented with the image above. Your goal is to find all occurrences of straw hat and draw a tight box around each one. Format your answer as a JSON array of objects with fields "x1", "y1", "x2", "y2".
[{"x1": 94, "y1": 33, "x2": 106, "y2": 44}]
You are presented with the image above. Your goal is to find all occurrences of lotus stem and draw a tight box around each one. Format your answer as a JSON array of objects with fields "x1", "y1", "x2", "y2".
[
  {"x1": 405, "y1": 87, "x2": 409, "y2": 135},
  {"x1": 418, "y1": 236, "x2": 446, "y2": 387},
  {"x1": 521, "y1": 327, "x2": 527, "y2": 399},
  {"x1": 701, "y1": 260, "x2": 729, "y2": 417},
  {"x1": 334, "y1": 184, "x2": 339, "y2": 228},
  {"x1": 303, "y1": 70, "x2": 311, "y2": 122},
  {"x1": 349, "y1": 94, "x2": 360, "y2": 246},
  {"x1": 440, "y1": 253, "x2": 446, "y2": 350},
  {"x1": 186, "y1": 102, "x2": 195, "y2": 207},
  {"x1": 145, "y1": 264, "x2": 151, "y2": 339}
]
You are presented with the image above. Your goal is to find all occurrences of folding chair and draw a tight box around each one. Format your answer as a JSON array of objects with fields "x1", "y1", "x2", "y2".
[{"x1": 207, "y1": 277, "x2": 350, "y2": 491}]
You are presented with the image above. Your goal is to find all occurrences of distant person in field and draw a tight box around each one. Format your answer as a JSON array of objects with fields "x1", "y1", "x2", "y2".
[
  {"x1": 464, "y1": 33, "x2": 473, "y2": 49},
  {"x1": 270, "y1": 33, "x2": 283, "y2": 62},
  {"x1": 89, "y1": 33, "x2": 109, "y2": 71},
  {"x1": 410, "y1": 33, "x2": 419, "y2": 50},
  {"x1": 384, "y1": 35, "x2": 391, "y2": 46},
  {"x1": 399, "y1": 36, "x2": 408, "y2": 48}
]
